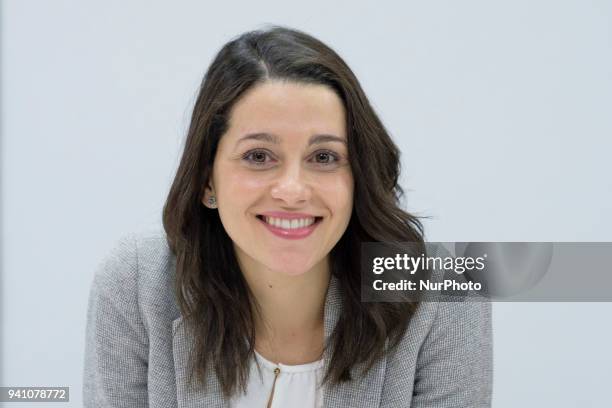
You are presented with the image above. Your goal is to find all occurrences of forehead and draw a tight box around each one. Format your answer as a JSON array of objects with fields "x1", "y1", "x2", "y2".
[{"x1": 225, "y1": 81, "x2": 347, "y2": 141}]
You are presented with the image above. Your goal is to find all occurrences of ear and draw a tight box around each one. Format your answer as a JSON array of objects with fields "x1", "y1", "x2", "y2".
[{"x1": 202, "y1": 180, "x2": 217, "y2": 209}]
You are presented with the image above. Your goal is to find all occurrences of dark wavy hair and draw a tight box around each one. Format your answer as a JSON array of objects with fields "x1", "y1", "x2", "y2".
[{"x1": 162, "y1": 24, "x2": 426, "y2": 398}]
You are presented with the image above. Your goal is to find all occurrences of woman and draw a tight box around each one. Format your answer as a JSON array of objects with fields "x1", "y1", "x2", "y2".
[{"x1": 83, "y1": 25, "x2": 492, "y2": 407}]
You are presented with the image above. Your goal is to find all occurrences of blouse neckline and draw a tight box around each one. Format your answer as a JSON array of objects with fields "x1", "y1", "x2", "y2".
[{"x1": 254, "y1": 349, "x2": 324, "y2": 373}]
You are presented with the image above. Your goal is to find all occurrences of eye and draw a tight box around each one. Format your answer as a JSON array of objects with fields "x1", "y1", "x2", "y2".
[
  {"x1": 312, "y1": 150, "x2": 340, "y2": 165},
  {"x1": 242, "y1": 149, "x2": 274, "y2": 166},
  {"x1": 241, "y1": 149, "x2": 342, "y2": 168}
]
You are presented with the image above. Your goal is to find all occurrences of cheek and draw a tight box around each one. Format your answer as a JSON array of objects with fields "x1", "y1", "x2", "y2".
[
  {"x1": 215, "y1": 171, "x2": 264, "y2": 237},
  {"x1": 218, "y1": 169, "x2": 267, "y2": 200},
  {"x1": 319, "y1": 172, "x2": 354, "y2": 214}
]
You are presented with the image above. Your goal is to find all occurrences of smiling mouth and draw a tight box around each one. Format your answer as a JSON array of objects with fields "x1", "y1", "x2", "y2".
[{"x1": 256, "y1": 215, "x2": 323, "y2": 230}]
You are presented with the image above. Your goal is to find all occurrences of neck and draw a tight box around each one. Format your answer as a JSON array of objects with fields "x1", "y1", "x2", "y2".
[{"x1": 237, "y1": 250, "x2": 331, "y2": 341}]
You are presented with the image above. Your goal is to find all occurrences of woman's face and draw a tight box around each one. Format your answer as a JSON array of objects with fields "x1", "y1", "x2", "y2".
[{"x1": 204, "y1": 80, "x2": 354, "y2": 277}]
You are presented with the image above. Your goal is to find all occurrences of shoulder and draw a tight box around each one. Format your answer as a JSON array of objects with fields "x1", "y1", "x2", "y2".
[
  {"x1": 93, "y1": 227, "x2": 173, "y2": 284},
  {"x1": 385, "y1": 242, "x2": 493, "y2": 366},
  {"x1": 382, "y1": 243, "x2": 493, "y2": 405},
  {"x1": 84, "y1": 229, "x2": 172, "y2": 405},
  {"x1": 90, "y1": 226, "x2": 179, "y2": 322}
]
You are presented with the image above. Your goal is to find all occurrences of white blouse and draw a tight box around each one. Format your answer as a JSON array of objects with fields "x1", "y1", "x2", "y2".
[{"x1": 229, "y1": 349, "x2": 324, "y2": 408}]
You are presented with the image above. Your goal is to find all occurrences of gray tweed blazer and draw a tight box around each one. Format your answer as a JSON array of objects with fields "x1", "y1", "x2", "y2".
[{"x1": 83, "y1": 229, "x2": 493, "y2": 407}]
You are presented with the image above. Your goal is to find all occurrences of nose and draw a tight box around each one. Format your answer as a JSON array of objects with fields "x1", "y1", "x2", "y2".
[{"x1": 270, "y1": 161, "x2": 311, "y2": 206}]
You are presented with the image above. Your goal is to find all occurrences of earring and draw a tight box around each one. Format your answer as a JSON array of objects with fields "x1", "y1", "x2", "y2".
[{"x1": 207, "y1": 196, "x2": 217, "y2": 208}]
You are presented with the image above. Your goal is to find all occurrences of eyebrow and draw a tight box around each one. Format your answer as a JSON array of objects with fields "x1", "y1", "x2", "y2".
[{"x1": 235, "y1": 132, "x2": 347, "y2": 147}]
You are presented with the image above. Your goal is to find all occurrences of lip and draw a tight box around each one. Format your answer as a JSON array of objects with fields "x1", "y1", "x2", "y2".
[
  {"x1": 258, "y1": 211, "x2": 320, "y2": 219},
  {"x1": 256, "y1": 215, "x2": 323, "y2": 240}
]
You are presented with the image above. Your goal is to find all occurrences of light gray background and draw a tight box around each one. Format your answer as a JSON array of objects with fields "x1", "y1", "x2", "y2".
[{"x1": 2, "y1": 1, "x2": 611, "y2": 407}]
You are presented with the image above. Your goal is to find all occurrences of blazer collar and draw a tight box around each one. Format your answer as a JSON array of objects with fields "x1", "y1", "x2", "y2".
[{"x1": 172, "y1": 274, "x2": 387, "y2": 407}]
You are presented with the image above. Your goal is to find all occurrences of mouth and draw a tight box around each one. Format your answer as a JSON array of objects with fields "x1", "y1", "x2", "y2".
[
  {"x1": 255, "y1": 214, "x2": 324, "y2": 239},
  {"x1": 256, "y1": 214, "x2": 323, "y2": 227}
]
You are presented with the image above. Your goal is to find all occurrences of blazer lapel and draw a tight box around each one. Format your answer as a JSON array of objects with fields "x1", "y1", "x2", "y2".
[
  {"x1": 172, "y1": 274, "x2": 387, "y2": 407},
  {"x1": 321, "y1": 274, "x2": 388, "y2": 407},
  {"x1": 173, "y1": 315, "x2": 229, "y2": 408}
]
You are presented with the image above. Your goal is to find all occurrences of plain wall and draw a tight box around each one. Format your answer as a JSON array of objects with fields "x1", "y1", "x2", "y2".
[{"x1": 2, "y1": 1, "x2": 611, "y2": 406}]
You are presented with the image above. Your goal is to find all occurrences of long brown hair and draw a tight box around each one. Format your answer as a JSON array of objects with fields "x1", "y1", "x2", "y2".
[{"x1": 162, "y1": 24, "x2": 426, "y2": 398}]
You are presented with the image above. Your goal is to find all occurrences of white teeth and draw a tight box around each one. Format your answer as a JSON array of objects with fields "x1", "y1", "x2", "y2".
[{"x1": 263, "y1": 216, "x2": 316, "y2": 230}]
